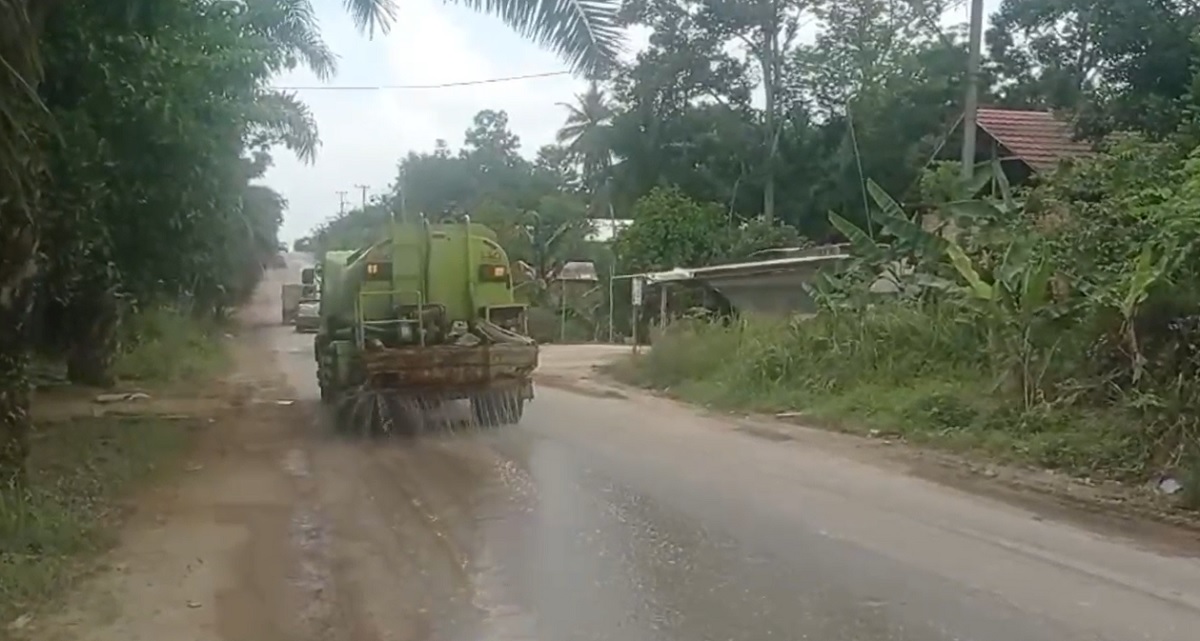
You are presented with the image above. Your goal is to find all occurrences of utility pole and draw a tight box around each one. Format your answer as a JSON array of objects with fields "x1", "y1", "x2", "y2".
[
  {"x1": 961, "y1": 0, "x2": 985, "y2": 180},
  {"x1": 354, "y1": 184, "x2": 369, "y2": 210},
  {"x1": 336, "y1": 190, "x2": 348, "y2": 215},
  {"x1": 396, "y1": 168, "x2": 407, "y2": 223}
]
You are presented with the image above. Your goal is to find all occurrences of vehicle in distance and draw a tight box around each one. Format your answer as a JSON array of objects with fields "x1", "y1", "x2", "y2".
[{"x1": 294, "y1": 298, "x2": 320, "y2": 333}]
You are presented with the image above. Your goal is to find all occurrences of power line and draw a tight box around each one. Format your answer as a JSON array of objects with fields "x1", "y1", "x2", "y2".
[{"x1": 273, "y1": 70, "x2": 571, "y2": 91}]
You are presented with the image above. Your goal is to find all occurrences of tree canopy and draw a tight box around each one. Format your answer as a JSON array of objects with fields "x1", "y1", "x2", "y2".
[{"x1": 319, "y1": 0, "x2": 1200, "y2": 264}]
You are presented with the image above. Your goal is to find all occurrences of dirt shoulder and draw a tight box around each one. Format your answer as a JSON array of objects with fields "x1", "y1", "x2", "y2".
[
  {"x1": 531, "y1": 345, "x2": 1200, "y2": 545},
  {"x1": 4, "y1": 274, "x2": 317, "y2": 641}
]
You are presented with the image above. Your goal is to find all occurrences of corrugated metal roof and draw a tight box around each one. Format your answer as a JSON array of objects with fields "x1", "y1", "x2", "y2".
[
  {"x1": 975, "y1": 108, "x2": 1093, "y2": 172},
  {"x1": 558, "y1": 260, "x2": 599, "y2": 282},
  {"x1": 640, "y1": 252, "x2": 851, "y2": 283}
]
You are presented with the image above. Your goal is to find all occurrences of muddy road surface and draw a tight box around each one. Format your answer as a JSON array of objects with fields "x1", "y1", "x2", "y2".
[{"x1": 29, "y1": 257, "x2": 1200, "y2": 641}]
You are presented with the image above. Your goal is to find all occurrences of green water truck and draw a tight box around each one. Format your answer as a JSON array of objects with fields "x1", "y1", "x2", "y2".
[{"x1": 306, "y1": 215, "x2": 539, "y2": 433}]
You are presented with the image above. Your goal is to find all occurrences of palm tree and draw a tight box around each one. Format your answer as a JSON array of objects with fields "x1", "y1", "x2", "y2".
[
  {"x1": 556, "y1": 82, "x2": 620, "y2": 340},
  {"x1": 0, "y1": 0, "x2": 50, "y2": 486},
  {"x1": 243, "y1": 0, "x2": 340, "y2": 164},
  {"x1": 556, "y1": 81, "x2": 616, "y2": 211}
]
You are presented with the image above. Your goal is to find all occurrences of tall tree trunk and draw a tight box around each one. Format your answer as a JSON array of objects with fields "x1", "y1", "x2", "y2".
[
  {"x1": 0, "y1": 0, "x2": 57, "y2": 487},
  {"x1": 66, "y1": 269, "x2": 121, "y2": 388},
  {"x1": 760, "y1": 1, "x2": 780, "y2": 222},
  {"x1": 0, "y1": 226, "x2": 39, "y2": 489}
]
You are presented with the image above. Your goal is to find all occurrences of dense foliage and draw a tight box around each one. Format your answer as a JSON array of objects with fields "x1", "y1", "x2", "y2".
[
  {"x1": 0, "y1": 0, "x2": 331, "y2": 487},
  {"x1": 318, "y1": 0, "x2": 1200, "y2": 270}
]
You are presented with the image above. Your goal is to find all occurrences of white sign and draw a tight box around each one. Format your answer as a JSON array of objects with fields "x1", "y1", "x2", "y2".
[{"x1": 631, "y1": 276, "x2": 644, "y2": 306}]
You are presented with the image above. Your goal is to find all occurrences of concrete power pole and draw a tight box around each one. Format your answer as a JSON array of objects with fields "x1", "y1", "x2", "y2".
[
  {"x1": 961, "y1": 0, "x2": 985, "y2": 180},
  {"x1": 396, "y1": 168, "x2": 407, "y2": 223},
  {"x1": 354, "y1": 184, "x2": 369, "y2": 210},
  {"x1": 336, "y1": 190, "x2": 348, "y2": 216}
]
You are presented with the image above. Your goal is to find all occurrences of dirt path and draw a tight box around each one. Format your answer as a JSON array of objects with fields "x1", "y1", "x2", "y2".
[
  {"x1": 21, "y1": 266, "x2": 330, "y2": 641},
  {"x1": 23, "y1": 259, "x2": 504, "y2": 641}
]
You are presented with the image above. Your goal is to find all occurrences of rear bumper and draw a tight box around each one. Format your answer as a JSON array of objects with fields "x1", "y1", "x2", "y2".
[
  {"x1": 294, "y1": 317, "x2": 320, "y2": 332},
  {"x1": 360, "y1": 343, "x2": 538, "y2": 398}
]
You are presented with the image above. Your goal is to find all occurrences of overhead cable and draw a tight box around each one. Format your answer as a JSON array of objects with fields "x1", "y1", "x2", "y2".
[{"x1": 273, "y1": 70, "x2": 571, "y2": 91}]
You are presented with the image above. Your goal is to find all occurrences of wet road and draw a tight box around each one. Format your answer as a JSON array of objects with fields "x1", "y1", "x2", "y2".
[{"x1": 264, "y1": 253, "x2": 1200, "y2": 641}]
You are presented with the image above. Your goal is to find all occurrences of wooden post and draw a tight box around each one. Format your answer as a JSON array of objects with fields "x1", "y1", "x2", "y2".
[
  {"x1": 659, "y1": 284, "x2": 667, "y2": 330},
  {"x1": 631, "y1": 276, "x2": 644, "y2": 355}
]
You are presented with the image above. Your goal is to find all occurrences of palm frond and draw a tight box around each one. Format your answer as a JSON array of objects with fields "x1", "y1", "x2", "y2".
[
  {"x1": 246, "y1": 0, "x2": 339, "y2": 79},
  {"x1": 555, "y1": 121, "x2": 587, "y2": 144},
  {"x1": 246, "y1": 90, "x2": 320, "y2": 164},
  {"x1": 342, "y1": 0, "x2": 398, "y2": 37},
  {"x1": 452, "y1": 0, "x2": 623, "y2": 77},
  {"x1": 275, "y1": 0, "x2": 339, "y2": 79},
  {"x1": 0, "y1": 0, "x2": 48, "y2": 218}
]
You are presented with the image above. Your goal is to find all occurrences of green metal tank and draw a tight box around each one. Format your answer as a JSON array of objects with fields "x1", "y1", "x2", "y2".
[{"x1": 312, "y1": 215, "x2": 538, "y2": 434}]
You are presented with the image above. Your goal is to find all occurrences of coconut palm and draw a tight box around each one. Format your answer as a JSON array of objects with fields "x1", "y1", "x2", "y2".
[
  {"x1": 0, "y1": 0, "x2": 49, "y2": 485},
  {"x1": 243, "y1": 0, "x2": 339, "y2": 164},
  {"x1": 557, "y1": 82, "x2": 615, "y2": 186}
]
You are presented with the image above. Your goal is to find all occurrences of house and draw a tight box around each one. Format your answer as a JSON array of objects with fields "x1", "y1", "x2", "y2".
[
  {"x1": 944, "y1": 107, "x2": 1094, "y2": 183},
  {"x1": 916, "y1": 107, "x2": 1097, "y2": 241}
]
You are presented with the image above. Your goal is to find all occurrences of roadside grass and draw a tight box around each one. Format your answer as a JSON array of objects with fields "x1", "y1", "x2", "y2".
[
  {"x1": 610, "y1": 312, "x2": 1199, "y2": 509},
  {"x1": 113, "y1": 306, "x2": 231, "y2": 385},
  {"x1": 0, "y1": 416, "x2": 196, "y2": 629},
  {"x1": 0, "y1": 305, "x2": 233, "y2": 631}
]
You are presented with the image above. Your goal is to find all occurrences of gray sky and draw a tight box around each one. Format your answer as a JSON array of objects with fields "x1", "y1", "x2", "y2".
[{"x1": 263, "y1": 0, "x2": 998, "y2": 243}]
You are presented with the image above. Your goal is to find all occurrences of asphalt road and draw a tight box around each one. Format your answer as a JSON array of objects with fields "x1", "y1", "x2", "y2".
[{"x1": 263, "y1": 253, "x2": 1200, "y2": 641}]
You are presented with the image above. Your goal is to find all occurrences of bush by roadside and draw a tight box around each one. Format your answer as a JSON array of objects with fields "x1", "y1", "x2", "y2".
[
  {"x1": 615, "y1": 312, "x2": 1199, "y2": 510},
  {"x1": 113, "y1": 307, "x2": 231, "y2": 384},
  {"x1": 0, "y1": 416, "x2": 196, "y2": 631},
  {"x1": 1, "y1": 307, "x2": 233, "y2": 633}
]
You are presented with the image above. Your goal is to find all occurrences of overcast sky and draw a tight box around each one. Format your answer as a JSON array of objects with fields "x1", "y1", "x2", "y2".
[{"x1": 264, "y1": 0, "x2": 998, "y2": 244}]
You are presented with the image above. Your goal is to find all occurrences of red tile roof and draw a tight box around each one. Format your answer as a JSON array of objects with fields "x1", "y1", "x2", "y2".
[{"x1": 974, "y1": 108, "x2": 1093, "y2": 172}]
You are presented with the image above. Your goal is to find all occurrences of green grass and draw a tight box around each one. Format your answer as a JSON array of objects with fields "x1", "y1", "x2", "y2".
[
  {"x1": 0, "y1": 304, "x2": 234, "y2": 630},
  {"x1": 0, "y1": 416, "x2": 195, "y2": 628},
  {"x1": 612, "y1": 310, "x2": 1199, "y2": 508},
  {"x1": 113, "y1": 307, "x2": 231, "y2": 384}
]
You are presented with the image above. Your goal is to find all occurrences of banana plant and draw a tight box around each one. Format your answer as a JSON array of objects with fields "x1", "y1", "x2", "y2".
[
  {"x1": 1112, "y1": 242, "x2": 1179, "y2": 383},
  {"x1": 825, "y1": 161, "x2": 1029, "y2": 306},
  {"x1": 946, "y1": 240, "x2": 1054, "y2": 320},
  {"x1": 827, "y1": 177, "x2": 954, "y2": 299},
  {"x1": 945, "y1": 237, "x2": 1059, "y2": 407}
]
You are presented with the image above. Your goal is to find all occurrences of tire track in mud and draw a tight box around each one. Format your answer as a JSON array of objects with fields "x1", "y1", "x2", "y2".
[
  {"x1": 280, "y1": 435, "x2": 347, "y2": 641},
  {"x1": 354, "y1": 431, "x2": 543, "y2": 641},
  {"x1": 223, "y1": 364, "x2": 359, "y2": 641},
  {"x1": 238, "y1": 325, "x2": 348, "y2": 641},
  {"x1": 281, "y1": 404, "x2": 391, "y2": 641},
  {"x1": 302, "y1": 419, "x2": 483, "y2": 641}
]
